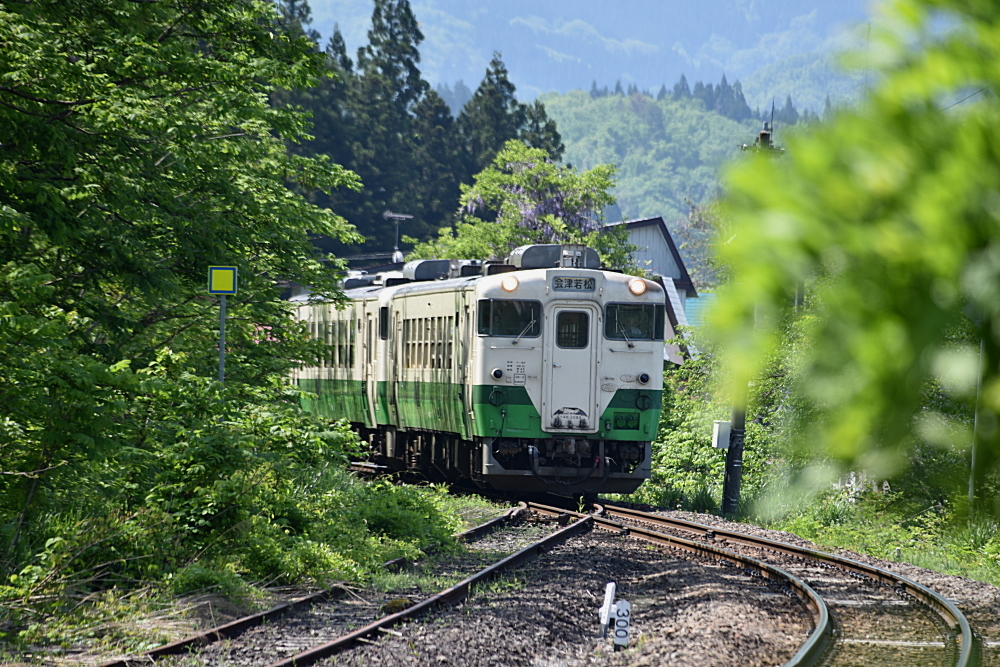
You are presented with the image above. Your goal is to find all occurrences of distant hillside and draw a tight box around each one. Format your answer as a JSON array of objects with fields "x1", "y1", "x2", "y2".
[
  {"x1": 540, "y1": 90, "x2": 754, "y2": 222},
  {"x1": 309, "y1": 0, "x2": 868, "y2": 98},
  {"x1": 741, "y1": 52, "x2": 864, "y2": 113}
]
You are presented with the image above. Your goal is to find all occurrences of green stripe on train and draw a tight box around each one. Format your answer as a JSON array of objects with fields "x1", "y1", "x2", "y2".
[
  {"x1": 298, "y1": 378, "x2": 370, "y2": 426},
  {"x1": 470, "y1": 385, "x2": 661, "y2": 440},
  {"x1": 300, "y1": 379, "x2": 660, "y2": 441}
]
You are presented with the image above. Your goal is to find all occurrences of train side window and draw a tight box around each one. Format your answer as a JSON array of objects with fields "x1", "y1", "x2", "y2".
[
  {"x1": 379, "y1": 306, "x2": 389, "y2": 340},
  {"x1": 556, "y1": 311, "x2": 589, "y2": 348},
  {"x1": 604, "y1": 303, "x2": 666, "y2": 341},
  {"x1": 476, "y1": 299, "x2": 541, "y2": 337}
]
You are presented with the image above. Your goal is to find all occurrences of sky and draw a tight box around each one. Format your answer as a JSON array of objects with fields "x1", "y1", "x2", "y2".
[{"x1": 306, "y1": 0, "x2": 873, "y2": 99}]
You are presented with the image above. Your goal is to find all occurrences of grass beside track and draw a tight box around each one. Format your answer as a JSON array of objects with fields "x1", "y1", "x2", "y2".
[{"x1": 0, "y1": 490, "x2": 507, "y2": 666}]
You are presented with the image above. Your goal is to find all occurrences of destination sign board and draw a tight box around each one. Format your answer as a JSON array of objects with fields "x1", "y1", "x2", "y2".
[{"x1": 552, "y1": 276, "x2": 595, "y2": 292}]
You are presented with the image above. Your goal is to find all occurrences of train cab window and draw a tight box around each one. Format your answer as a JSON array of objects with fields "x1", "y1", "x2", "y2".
[
  {"x1": 604, "y1": 303, "x2": 665, "y2": 341},
  {"x1": 379, "y1": 307, "x2": 389, "y2": 340},
  {"x1": 477, "y1": 299, "x2": 541, "y2": 337},
  {"x1": 556, "y1": 311, "x2": 589, "y2": 348}
]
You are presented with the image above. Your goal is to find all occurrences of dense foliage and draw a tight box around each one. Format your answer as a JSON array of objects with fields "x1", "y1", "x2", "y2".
[
  {"x1": 709, "y1": 0, "x2": 1000, "y2": 518},
  {"x1": 741, "y1": 51, "x2": 864, "y2": 116},
  {"x1": 0, "y1": 0, "x2": 459, "y2": 647},
  {"x1": 622, "y1": 323, "x2": 802, "y2": 513}
]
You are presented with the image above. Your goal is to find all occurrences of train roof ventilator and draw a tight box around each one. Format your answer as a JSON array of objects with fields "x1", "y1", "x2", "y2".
[
  {"x1": 508, "y1": 244, "x2": 601, "y2": 270},
  {"x1": 385, "y1": 244, "x2": 600, "y2": 286}
]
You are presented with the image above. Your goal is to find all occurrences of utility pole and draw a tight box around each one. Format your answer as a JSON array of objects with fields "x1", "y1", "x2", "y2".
[
  {"x1": 724, "y1": 112, "x2": 785, "y2": 517},
  {"x1": 382, "y1": 210, "x2": 413, "y2": 264},
  {"x1": 970, "y1": 337, "x2": 984, "y2": 507},
  {"x1": 722, "y1": 402, "x2": 747, "y2": 517}
]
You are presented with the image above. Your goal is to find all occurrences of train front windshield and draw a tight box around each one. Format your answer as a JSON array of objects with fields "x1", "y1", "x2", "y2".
[
  {"x1": 477, "y1": 299, "x2": 542, "y2": 337},
  {"x1": 604, "y1": 303, "x2": 666, "y2": 340}
]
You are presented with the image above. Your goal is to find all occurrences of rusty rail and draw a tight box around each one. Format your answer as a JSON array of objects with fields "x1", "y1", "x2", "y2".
[
  {"x1": 98, "y1": 505, "x2": 531, "y2": 667},
  {"x1": 527, "y1": 502, "x2": 831, "y2": 667},
  {"x1": 265, "y1": 512, "x2": 591, "y2": 667},
  {"x1": 600, "y1": 503, "x2": 979, "y2": 667}
]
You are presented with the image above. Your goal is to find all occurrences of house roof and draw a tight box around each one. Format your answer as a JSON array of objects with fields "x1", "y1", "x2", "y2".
[{"x1": 606, "y1": 216, "x2": 697, "y2": 297}]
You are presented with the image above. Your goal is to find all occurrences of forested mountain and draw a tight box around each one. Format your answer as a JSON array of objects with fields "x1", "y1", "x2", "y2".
[
  {"x1": 741, "y1": 52, "x2": 865, "y2": 114},
  {"x1": 542, "y1": 90, "x2": 757, "y2": 222},
  {"x1": 277, "y1": 0, "x2": 827, "y2": 254},
  {"x1": 275, "y1": 1, "x2": 563, "y2": 256},
  {"x1": 309, "y1": 0, "x2": 868, "y2": 102}
]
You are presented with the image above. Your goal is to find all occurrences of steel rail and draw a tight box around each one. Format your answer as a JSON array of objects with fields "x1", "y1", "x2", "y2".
[
  {"x1": 98, "y1": 505, "x2": 529, "y2": 667},
  {"x1": 601, "y1": 503, "x2": 980, "y2": 667},
  {"x1": 264, "y1": 512, "x2": 592, "y2": 667},
  {"x1": 526, "y1": 502, "x2": 831, "y2": 667}
]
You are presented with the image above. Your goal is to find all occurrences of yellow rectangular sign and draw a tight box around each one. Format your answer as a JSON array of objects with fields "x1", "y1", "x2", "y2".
[{"x1": 208, "y1": 266, "x2": 237, "y2": 294}]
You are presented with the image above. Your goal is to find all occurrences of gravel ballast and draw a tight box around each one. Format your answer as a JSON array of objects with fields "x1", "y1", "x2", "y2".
[
  {"x1": 651, "y1": 510, "x2": 1000, "y2": 667},
  {"x1": 323, "y1": 527, "x2": 812, "y2": 667},
  {"x1": 156, "y1": 517, "x2": 561, "y2": 667}
]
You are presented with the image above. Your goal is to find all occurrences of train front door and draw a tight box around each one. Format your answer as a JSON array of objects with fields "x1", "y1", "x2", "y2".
[{"x1": 544, "y1": 304, "x2": 599, "y2": 433}]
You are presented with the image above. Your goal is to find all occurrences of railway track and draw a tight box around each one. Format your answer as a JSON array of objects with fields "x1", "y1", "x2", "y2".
[
  {"x1": 106, "y1": 501, "x2": 828, "y2": 667},
  {"x1": 595, "y1": 503, "x2": 980, "y2": 667},
  {"x1": 99, "y1": 499, "x2": 977, "y2": 667},
  {"x1": 100, "y1": 506, "x2": 588, "y2": 667}
]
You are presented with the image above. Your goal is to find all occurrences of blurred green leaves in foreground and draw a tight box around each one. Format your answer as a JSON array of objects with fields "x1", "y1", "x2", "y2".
[{"x1": 710, "y1": 0, "x2": 1000, "y2": 511}]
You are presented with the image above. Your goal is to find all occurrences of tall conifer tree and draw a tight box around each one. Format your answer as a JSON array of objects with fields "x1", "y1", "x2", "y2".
[
  {"x1": 673, "y1": 74, "x2": 691, "y2": 99},
  {"x1": 337, "y1": 0, "x2": 434, "y2": 249},
  {"x1": 457, "y1": 53, "x2": 527, "y2": 174},
  {"x1": 774, "y1": 94, "x2": 800, "y2": 126},
  {"x1": 521, "y1": 100, "x2": 565, "y2": 163},
  {"x1": 411, "y1": 89, "x2": 464, "y2": 232}
]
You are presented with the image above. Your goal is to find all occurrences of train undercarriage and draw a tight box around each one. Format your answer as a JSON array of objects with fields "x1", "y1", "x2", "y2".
[{"x1": 353, "y1": 424, "x2": 651, "y2": 496}]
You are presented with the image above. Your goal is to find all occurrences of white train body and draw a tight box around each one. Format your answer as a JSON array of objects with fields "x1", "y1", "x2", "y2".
[{"x1": 292, "y1": 245, "x2": 665, "y2": 496}]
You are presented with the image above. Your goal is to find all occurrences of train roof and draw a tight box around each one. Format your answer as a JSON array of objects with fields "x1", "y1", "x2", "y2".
[
  {"x1": 288, "y1": 265, "x2": 626, "y2": 304},
  {"x1": 288, "y1": 244, "x2": 631, "y2": 304}
]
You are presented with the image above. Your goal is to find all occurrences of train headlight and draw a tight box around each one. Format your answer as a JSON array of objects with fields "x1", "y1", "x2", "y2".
[
  {"x1": 501, "y1": 274, "x2": 519, "y2": 292},
  {"x1": 638, "y1": 373, "x2": 650, "y2": 384},
  {"x1": 491, "y1": 368, "x2": 504, "y2": 380},
  {"x1": 628, "y1": 278, "x2": 647, "y2": 296}
]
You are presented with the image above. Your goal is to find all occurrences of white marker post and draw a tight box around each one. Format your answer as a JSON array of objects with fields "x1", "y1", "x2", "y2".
[
  {"x1": 599, "y1": 582, "x2": 616, "y2": 638},
  {"x1": 208, "y1": 266, "x2": 238, "y2": 384}
]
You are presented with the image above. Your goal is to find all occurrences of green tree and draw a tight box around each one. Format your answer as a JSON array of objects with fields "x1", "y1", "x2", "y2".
[
  {"x1": 411, "y1": 89, "x2": 466, "y2": 232},
  {"x1": 673, "y1": 200, "x2": 729, "y2": 290},
  {"x1": 773, "y1": 94, "x2": 800, "y2": 126},
  {"x1": 325, "y1": 0, "x2": 436, "y2": 252},
  {"x1": 673, "y1": 74, "x2": 691, "y2": 99},
  {"x1": 270, "y1": 8, "x2": 355, "y2": 184},
  {"x1": 458, "y1": 53, "x2": 528, "y2": 174},
  {"x1": 709, "y1": 0, "x2": 1000, "y2": 513},
  {"x1": 520, "y1": 99, "x2": 566, "y2": 163},
  {"x1": 275, "y1": 0, "x2": 321, "y2": 44},
  {"x1": 0, "y1": 0, "x2": 439, "y2": 625},
  {"x1": 408, "y1": 140, "x2": 634, "y2": 269}
]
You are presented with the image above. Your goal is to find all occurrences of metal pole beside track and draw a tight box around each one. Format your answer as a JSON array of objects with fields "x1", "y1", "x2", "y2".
[
  {"x1": 207, "y1": 265, "x2": 236, "y2": 387},
  {"x1": 219, "y1": 293, "x2": 226, "y2": 385},
  {"x1": 722, "y1": 405, "x2": 745, "y2": 517}
]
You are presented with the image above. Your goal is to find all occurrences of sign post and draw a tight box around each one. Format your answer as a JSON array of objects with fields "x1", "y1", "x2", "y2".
[
  {"x1": 208, "y1": 266, "x2": 238, "y2": 384},
  {"x1": 599, "y1": 582, "x2": 616, "y2": 638}
]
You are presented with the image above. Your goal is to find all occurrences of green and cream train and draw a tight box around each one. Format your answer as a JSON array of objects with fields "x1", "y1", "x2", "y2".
[{"x1": 291, "y1": 244, "x2": 665, "y2": 495}]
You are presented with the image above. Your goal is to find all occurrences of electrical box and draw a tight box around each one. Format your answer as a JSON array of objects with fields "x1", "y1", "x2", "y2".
[{"x1": 712, "y1": 420, "x2": 731, "y2": 449}]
